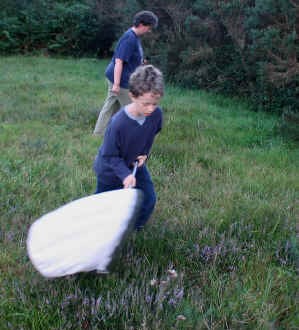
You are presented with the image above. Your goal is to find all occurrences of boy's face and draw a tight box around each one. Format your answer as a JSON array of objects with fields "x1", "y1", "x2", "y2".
[
  {"x1": 130, "y1": 92, "x2": 162, "y2": 117},
  {"x1": 139, "y1": 24, "x2": 153, "y2": 35}
]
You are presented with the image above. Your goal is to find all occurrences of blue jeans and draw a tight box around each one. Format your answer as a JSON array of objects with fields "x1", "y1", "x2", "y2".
[{"x1": 95, "y1": 165, "x2": 156, "y2": 230}]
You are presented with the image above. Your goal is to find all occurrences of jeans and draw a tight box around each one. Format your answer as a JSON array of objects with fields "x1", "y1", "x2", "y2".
[{"x1": 95, "y1": 165, "x2": 156, "y2": 230}]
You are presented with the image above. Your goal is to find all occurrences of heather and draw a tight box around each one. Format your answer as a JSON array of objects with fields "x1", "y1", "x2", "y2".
[{"x1": 0, "y1": 56, "x2": 298, "y2": 329}]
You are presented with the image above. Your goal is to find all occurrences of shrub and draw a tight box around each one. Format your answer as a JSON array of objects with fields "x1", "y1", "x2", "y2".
[
  {"x1": 1, "y1": 0, "x2": 298, "y2": 122},
  {"x1": 0, "y1": 0, "x2": 116, "y2": 56}
]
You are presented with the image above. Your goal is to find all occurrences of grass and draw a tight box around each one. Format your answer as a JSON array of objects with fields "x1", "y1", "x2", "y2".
[{"x1": 0, "y1": 55, "x2": 298, "y2": 329}]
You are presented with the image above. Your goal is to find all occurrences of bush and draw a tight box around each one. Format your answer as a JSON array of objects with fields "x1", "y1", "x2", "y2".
[
  {"x1": 117, "y1": 0, "x2": 298, "y2": 116},
  {"x1": 279, "y1": 110, "x2": 299, "y2": 141},
  {"x1": 0, "y1": 0, "x2": 116, "y2": 56},
  {"x1": 1, "y1": 0, "x2": 298, "y2": 123}
]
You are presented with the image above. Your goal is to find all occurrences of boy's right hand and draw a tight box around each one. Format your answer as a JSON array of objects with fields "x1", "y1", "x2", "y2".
[
  {"x1": 123, "y1": 174, "x2": 136, "y2": 189},
  {"x1": 112, "y1": 83, "x2": 120, "y2": 94}
]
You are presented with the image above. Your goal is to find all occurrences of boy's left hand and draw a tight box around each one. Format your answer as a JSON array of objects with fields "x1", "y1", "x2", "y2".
[
  {"x1": 136, "y1": 155, "x2": 147, "y2": 167},
  {"x1": 123, "y1": 174, "x2": 136, "y2": 189}
]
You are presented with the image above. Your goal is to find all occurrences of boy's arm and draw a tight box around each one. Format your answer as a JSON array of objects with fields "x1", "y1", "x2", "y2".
[
  {"x1": 112, "y1": 59, "x2": 123, "y2": 94},
  {"x1": 111, "y1": 36, "x2": 135, "y2": 93},
  {"x1": 101, "y1": 125, "x2": 132, "y2": 183}
]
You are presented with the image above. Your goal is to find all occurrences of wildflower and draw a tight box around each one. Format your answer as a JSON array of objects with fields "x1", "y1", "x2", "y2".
[
  {"x1": 201, "y1": 245, "x2": 212, "y2": 261},
  {"x1": 83, "y1": 297, "x2": 89, "y2": 306},
  {"x1": 177, "y1": 315, "x2": 186, "y2": 321},
  {"x1": 175, "y1": 288, "x2": 184, "y2": 300},
  {"x1": 5, "y1": 231, "x2": 14, "y2": 241},
  {"x1": 96, "y1": 297, "x2": 102, "y2": 308},
  {"x1": 168, "y1": 269, "x2": 178, "y2": 278},
  {"x1": 168, "y1": 298, "x2": 176, "y2": 305},
  {"x1": 150, "y1": 279, "x2": 158, "y2": 286}
]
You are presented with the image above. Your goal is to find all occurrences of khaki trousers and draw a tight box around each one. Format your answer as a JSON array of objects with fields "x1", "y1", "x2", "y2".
[{"x1": 93, "y1": 79, "x2": 131, "y2": 137}]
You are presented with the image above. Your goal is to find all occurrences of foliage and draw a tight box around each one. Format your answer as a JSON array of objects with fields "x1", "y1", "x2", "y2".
[
  {"x1": 131, "y1": 0, "x2": 298, "y2": 114},
  {"x1": 0, "y1": 0, "x2": 116, "y2": 56},
  {"x1": 245, "y1": 0, "x2": 298, "y2": 112},
  {"x1": 279, "y1": 110, "x2": 299, "y2": 141},
  {"x1": 0, "y1": 0, "x2": 298, "y2": 125},
  {"x1": 123, "y1": 0, "x2": 298, "y2": 133}
]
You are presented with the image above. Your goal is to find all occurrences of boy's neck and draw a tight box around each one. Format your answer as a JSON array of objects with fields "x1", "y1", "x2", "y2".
[
  {"x1": 132, "y1": 26, "x2": 141, "y2": 36},
  {"x1": 126, "y1": 103, "x2": 143, "y2": 118}
]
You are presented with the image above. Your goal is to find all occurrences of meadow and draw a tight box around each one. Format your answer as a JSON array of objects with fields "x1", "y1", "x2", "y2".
[{"x1": 0, "y1": 56, "x2": 298, "y2": 329}]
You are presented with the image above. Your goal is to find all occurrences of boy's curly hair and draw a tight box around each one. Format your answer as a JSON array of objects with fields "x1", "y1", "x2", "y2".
[{"x1": 129, "y1": 65, "x2": 164, "y2": 98}]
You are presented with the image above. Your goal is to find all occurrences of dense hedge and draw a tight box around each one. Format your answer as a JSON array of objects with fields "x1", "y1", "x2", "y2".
[
  {"x1": 0, "y1": 0, "x2": 117, "y2": 57},
  {"x1": 137, "y1": 0, "x2": 298, "y2": 117},
  {"x1": 1, "y1": 0, "x2": 298, "y2": 128}
]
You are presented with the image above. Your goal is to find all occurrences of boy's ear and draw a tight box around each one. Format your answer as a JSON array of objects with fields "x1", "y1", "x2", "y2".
[{"x1": 129, "y1": 92, "x2": 135, "y2": 100}]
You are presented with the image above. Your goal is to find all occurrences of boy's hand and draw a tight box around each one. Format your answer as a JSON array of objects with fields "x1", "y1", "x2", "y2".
[
  {"x1": 136, "y1": 155, "x2": 147, "y2": 167},
  {"x1": 123, "y1": 174, "x2": 136, "y2": 189},
  {"x1": 112, "y1": 83, "x2": 120, "y2": 94}
]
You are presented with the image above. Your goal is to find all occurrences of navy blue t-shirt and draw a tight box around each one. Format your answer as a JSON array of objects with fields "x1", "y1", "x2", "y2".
[
  {"x1": 105, "y1": 29, "x2": 143, "y2": 89},
  {"x1": 94, "y1": 107, "x2": 162, "y2": 185}
]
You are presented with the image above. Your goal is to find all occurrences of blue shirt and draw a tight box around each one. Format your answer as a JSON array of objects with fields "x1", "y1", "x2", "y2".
[
  {"x1": 94, "y1": 106, "x2": 163, "y2": 185},
  {"x1": 105, "y1": 29, "x2": 143, "y2": 89}
]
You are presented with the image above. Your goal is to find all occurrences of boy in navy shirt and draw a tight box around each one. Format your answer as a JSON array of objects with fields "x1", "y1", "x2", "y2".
[
  {"x1": 93, "y1": 11, "x2": 159, "y2": 137},
  {"x1": 94, "y1": 65, "x2": 164, "y2": 231}
]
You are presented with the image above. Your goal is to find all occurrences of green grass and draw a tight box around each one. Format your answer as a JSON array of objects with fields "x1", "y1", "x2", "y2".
[{"x1": 1, "y1": 56, "x2": 298, "y2": 329}]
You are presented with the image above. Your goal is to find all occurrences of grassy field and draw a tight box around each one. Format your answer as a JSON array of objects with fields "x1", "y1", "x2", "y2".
[{"x1": 0, "y1": 56, "x2": 298, "y2": 329}]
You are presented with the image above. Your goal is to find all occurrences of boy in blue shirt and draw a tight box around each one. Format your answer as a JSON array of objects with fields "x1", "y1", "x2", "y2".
[
  {"x1": 93, "y1": 11, "x2": 159, "y2": 137},
  {"x1": 94, "y1": 65, "x2": 164, "y2": 231}
]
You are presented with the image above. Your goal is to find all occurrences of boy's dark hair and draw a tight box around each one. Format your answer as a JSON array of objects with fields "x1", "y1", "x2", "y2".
[
  {"x1": 129, "y1": 65, "x2": 164, "y2": 97},
  {"x1": 133, "y1": 11, "x2": 158, "y2": 29}
]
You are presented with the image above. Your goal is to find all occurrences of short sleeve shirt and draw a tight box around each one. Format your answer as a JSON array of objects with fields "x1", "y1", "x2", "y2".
[{"x1": 105, "y1": 29, "x2": 143, "y2": 89}]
